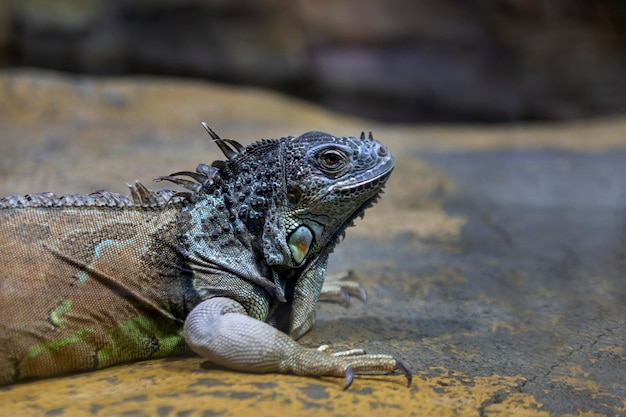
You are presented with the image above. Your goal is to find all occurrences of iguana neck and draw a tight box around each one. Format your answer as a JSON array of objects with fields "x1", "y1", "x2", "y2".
[{"x1": 179, "y1": 164, "x2": 290, "y2": 306}]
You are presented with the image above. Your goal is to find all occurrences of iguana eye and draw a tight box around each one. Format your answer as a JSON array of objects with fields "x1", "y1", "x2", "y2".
[
  {"x1": 317, "y1": 149, "x2": 347, "y2": 174},
  {"x1": 323, "y1": 152, "x2": 341, "y2": 166}
]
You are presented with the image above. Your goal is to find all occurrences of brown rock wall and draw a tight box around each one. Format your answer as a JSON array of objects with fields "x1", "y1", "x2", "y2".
[{"x1": 2, "y1": 0, "x2": 626, "y2": 122}]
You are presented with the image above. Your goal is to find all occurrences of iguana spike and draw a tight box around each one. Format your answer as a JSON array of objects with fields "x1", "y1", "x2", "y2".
[
  {"x1": 163, "y1": 191, "x2": 194, "y2": 205},
  {"x1": 97, "y1": 190, "x2": 132, "y2": 207},
  {"x1": 167, "y1": 171, "x2": 211, "y2": 186},
  {"x1": 215, "y1": 139, "x2": 241, "y2": 160},
  {"x1": 127, "y1": 183, "x2": 141, "y2": 204},
  {"x1": 360, "y1": 131, "x2": 365, "y2": 139},
  {"x1": 221, "y1": 138, "x2": 245, "y2": 152},
  {"x1": 202, "y1": 122, "x2": 242, "y2": 160},
  {"x1": 368, "y1": 131, "x2": 374, "y2": 140},
  {"x1": 196, "y1": 163, "x2": 219, "y2": 181},
  {"x1": 66, "y1": 193, "x2": 93, "y2": 207},
  {"x1": 211, "y1": 160, "x2": 227, "y2": 171},
  {"x1": 17, "y1": 193, "x2": 56, "y2": 207},
  {"x1": 201, "y1": 121, "x2": 220, "y2": 140},
  {"x1": 154, "y1": 175, "x2": 202, "y2": 193},
  {"x1": 134, "y1": 180, "x2": 159, "y2": 205}
]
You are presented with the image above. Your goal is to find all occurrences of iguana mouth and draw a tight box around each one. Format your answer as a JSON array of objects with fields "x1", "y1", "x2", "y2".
[{"x1": 331, "y1": 160, "x2": 394, "y2": 195}]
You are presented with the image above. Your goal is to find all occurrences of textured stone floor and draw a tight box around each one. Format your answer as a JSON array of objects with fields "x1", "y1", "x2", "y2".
[{"x1": 0, "y1": 70, "x2": 624, "y2": 416}]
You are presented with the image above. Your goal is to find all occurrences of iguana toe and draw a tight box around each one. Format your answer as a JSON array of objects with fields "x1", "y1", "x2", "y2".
[{"x1": 319, "y1": 270, "x2": 367, "y2": 306}]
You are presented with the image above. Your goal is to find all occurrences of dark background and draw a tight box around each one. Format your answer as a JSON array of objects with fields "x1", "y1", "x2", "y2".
[{"x1": 2, "y1": 0, "x2": 626, "y2": 123}]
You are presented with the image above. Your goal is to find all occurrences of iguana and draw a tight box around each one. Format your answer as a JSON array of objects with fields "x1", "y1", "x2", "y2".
[{"x1": 0, "y1": 125, "x2": 410, "y2": 389}]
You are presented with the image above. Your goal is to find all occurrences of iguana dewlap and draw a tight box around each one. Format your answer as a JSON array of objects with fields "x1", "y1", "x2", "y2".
[{"x1": 0, "y1": 126, "x2": 410, "y2": 389}]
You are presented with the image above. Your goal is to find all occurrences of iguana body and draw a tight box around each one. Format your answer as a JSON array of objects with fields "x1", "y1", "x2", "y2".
[{"x1": 0, "y1": 126, "x2": 410, "y2": 388}]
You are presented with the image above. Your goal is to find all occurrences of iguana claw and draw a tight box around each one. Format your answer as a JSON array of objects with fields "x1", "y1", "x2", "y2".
[
  {"x1": 343, "y1": 366, "x2": 355, "y2": 390},
  {"x1": 342, "y1": 359, "x2": 411, "y2": 390},
  {"x1": 396, "y1": 360, "x2": 413, "y2": 387}
]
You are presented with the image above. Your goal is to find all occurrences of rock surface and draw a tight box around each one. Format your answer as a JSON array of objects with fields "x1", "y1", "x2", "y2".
[
  {"x1": 2, "y1": 1, "x2": 626, "y2": 122},
  {"x1": 0, "y1": 70, "x2": 625, "y2": 416}
]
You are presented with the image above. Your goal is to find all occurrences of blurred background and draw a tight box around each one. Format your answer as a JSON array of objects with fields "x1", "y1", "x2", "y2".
[{"x1": 1, "y1": 0, "x2": 626, "y2": 123}]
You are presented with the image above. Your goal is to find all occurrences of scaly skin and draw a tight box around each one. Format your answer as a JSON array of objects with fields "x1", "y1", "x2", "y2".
[{"x1": 0, "y1": 126, "x2": 410, "y2": 389}]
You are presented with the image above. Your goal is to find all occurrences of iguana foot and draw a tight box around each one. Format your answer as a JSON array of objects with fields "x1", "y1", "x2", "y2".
[
  {"x1": 288, "y1": 345, "x2": 412, "y2": 390},
  {"x1": 319, "y1": 270, "x2": 367, "y2": 306}
]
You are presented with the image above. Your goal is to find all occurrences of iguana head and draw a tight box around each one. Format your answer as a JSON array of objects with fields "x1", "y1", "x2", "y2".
[{"x1": 278, "y1": 131, "x2": 394, "y2": 267}]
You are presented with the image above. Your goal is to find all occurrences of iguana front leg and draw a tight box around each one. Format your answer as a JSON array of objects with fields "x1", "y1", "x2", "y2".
[{"x1": 183, "y1": 297, "x2": 411, "y2": 389}]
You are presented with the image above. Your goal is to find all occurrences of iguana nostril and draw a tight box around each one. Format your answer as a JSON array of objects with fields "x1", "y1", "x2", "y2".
[{"x1": 377, "y1": 145, "x2": 387, "y2": 157}]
